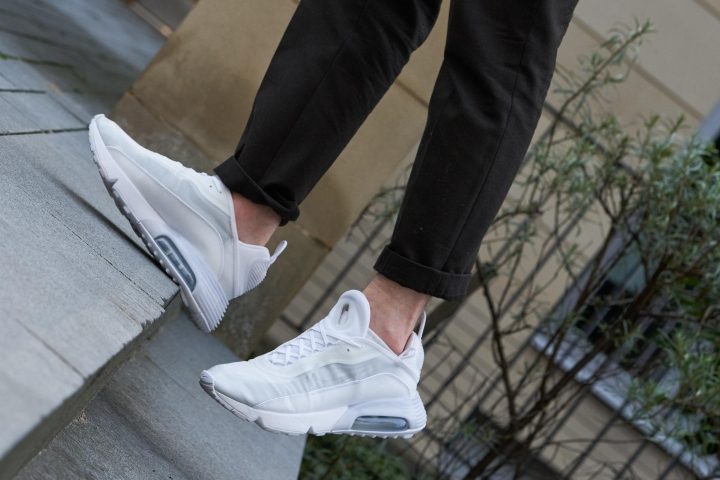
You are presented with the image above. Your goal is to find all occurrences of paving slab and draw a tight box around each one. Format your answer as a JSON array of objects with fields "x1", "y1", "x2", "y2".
[
  {"x1": 48, "y1": 91, "x2": 118, "y2": 124},
  {"x1": 0, "y1": 72, "x2": 14, "y2": 89},
  {"x1": 0, "y1": 31, "x2": 76, "y2": 67},
  {"x1": 0, "y1": 91, "x2": 85, "y2": 132},
  {"x1": 0, "y1": 58, "x2": 86, "y2": 92},
  {"x1": 16, "y1": 313, "x2": 306, "y2": 480},
  {"x1": 0, "y1": 33, "x2": 132, "y2": 98},
  {"x1": 0, "y1": 94, "x2": 29, "y2": 133},
  {"x1": 0, "y1": 0, "x2": 164, "y2": 98},
  {"x1": 0, "y1": 0, "x2": 163, "y2": 75}
]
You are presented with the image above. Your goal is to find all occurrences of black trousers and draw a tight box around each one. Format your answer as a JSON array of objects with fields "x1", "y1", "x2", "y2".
[{"x1": 216, "y1": 0, "x2": 578, "y2": 300}]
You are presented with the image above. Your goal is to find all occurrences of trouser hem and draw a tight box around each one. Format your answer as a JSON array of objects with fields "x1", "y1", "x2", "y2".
[
  {"x1": 215, "y1": 156, "x2": 298, "y2": 226},
  {"x1": 373, "y1": 246, "x2": 471, "y2": 300}
]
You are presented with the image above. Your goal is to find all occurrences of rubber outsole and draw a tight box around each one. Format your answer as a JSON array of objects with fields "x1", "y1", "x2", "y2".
[
  {"x1": 88, "y1": 118, "x2": 226, "y2": 332},
  {"x1": 198, "y1": 372, "x2": 422, "y2": 439}
]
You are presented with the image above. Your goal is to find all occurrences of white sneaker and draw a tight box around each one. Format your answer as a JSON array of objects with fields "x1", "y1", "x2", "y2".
[
  {"x1": 89, "y1": 114, "x2": 286, "y2": 332},
  {"x1": 200, "y1": 290, "x2": 427, "y2": 437}
]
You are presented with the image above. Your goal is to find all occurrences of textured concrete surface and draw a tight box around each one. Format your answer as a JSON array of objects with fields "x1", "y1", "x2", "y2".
[
  {"x1": 0, "y1": 1, "x2": 173, "y2": 477},
  {"x1": 0, "y1": 0, "x2": 163, "y2": 96},
  {"x1": 16, "y1": 313, "x2": 306, "y2": 480}
]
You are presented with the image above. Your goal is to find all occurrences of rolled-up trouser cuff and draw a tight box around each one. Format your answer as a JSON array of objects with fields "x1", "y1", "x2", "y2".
[
  {"x1": 215, "y1": 157, "x2": 298, "y2": 226},
  {"x1": 373, "y1": 246, "x2": 472, "y2": 300}
]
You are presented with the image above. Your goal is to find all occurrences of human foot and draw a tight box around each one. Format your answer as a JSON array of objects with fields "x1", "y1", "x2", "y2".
[
  {"x1": 89, "y1": 114, "x2": 286, "y2": 332},
  {"x1": 200, "y1": 290, "x2": 427, "y2": 437}
]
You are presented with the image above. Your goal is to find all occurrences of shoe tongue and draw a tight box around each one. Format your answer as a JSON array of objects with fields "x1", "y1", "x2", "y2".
[{"x1": 326, "y1": 290, "x2": 371, "y2": 338}]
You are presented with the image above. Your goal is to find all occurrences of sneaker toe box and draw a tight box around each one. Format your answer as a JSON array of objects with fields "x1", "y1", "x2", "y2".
[{"x1": 201, "y1": 361, "x2": 266, "y2": 406}]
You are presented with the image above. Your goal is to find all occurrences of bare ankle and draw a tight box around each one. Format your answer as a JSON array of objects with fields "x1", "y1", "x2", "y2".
[
  {"x1": 232, "y1": 192, "x2": 281, "y2": 246},
  {"x1": 364, "y1": 275, "x2": 429, "y2": 354}
]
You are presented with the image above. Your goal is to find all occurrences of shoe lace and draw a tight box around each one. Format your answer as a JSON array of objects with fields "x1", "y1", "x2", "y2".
[{"x1": 267, "y1": 314, "x2": 360, "y2": 367}]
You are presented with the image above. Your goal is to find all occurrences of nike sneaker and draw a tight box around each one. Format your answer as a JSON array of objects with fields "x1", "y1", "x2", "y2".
[
  {"x1": 89, "y1": 114, "x2": 286, "y2": 332},
  {"x1": 200, "y1": 290, "x2": 427, "y2": 437}
]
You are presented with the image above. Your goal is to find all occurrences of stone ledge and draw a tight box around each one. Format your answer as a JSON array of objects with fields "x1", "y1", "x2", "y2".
[
  {"x1": 0, "y1": 130, "x2": 179, "y2": 479},
  {"x1": 16, "y1": 312, "x2": 306, "y2": 480}
]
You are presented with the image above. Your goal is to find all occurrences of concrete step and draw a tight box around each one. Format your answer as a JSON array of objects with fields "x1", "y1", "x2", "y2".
[
  {"x1": 0, "y1": 1, "x2": 305, "y2": 478},
  {"x1": 0, "y1": 128, "x2": 180, "y2": 479},
  {"x1": 15, "y1": 312, "x2": 306, "y2": 480},
  {"x1": 0, "y1": 1, "x2": 173, "y2": 477}
]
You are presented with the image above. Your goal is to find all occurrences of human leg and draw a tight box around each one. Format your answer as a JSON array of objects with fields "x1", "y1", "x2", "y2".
[
  {"x1": 374, "y1": 0, "x2": 579, "y2": 301},
  {"x1": 215, "y1": 0, "x2": 442, "y2": 225},
  {"x1": 216, "y1": 0, "x2": 445, "y2": 349},
  {"x1": 200, "y1": 0, "x2": 580, "y2": 437}
]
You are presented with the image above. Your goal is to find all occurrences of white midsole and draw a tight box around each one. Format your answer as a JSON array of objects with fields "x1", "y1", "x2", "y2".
[{"x1": 201, "y1": 372, "x2": 426, "y2": 437}]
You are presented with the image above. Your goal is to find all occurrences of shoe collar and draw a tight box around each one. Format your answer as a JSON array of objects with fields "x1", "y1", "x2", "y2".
[
  {"x1": 326, "y1": 290, "x2": 427, "y2": 352},
  {"x1": 324, "y1": 290, "x2": 372, "y2": 338}
]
